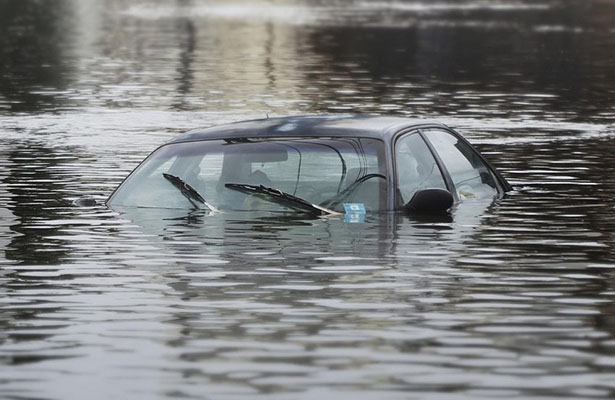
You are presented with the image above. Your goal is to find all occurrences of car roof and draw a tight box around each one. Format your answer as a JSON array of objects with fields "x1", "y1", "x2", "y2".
[{"x1": 168, "y1": 114, "x2": 448, "y2": 144}]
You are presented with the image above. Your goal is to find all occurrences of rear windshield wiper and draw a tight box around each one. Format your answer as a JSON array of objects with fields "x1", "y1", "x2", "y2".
[
  {"x1": 225, "y1": 183, "x2": 339, "y2": 215},
  {"x1": 163, "y1": 173, "x2": 218, "y2": 211}
]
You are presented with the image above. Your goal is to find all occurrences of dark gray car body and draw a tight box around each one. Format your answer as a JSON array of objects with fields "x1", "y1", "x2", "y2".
[{"x1": 108, "y1": 115, "x2": 511, "y2": 211}]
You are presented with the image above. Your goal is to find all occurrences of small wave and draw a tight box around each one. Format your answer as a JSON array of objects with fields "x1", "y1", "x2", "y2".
[
  {"x1": 533, "y1": 25, "x2": 586, "y2": 34},
  {"x1": 0, "y1": 109, "x2": 266, "y2": 151},
  {"x1": 2, "y1": 110, "x2": 612, "y2": 149},
  {"x1": 356, "y1": 1, "x2": 552, "y2": 13},
  {"x1": 122, "y1": 3, "x2": 322, "y2": 24},
  {"x1": 122, "y1": 1, "x2": 552, "y2": 26},
  {"x1": 438, "y1": 116, "x2": 615, "y2": 144}
]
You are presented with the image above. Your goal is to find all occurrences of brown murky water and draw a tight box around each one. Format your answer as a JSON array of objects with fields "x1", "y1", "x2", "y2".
[{"x1": 1, "y1": 1, "x2": 614, "y2": 399}]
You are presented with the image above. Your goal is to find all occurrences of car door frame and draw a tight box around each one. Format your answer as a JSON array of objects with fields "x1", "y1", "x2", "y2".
[{"x1": 391, "y1": 125, "x2": 512, "y2": 210}]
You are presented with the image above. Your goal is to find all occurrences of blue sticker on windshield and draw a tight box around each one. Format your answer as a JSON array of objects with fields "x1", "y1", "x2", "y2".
[
  {"x1": 343, "y1": 203, "x2": 366, "y2": 214},
  {"x1": 343, "y1": 203, "x2": 366, "y2": 223}
]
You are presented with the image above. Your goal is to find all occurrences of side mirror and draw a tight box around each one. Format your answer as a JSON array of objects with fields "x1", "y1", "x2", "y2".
[{"x1": 405, "y1": 188, "x2": 454, "y2": 214}]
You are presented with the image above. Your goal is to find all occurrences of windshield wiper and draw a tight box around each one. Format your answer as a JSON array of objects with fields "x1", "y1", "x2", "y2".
[
  {"x1": 225, "y1": 183, "x2": 339, "y2": 215},
  {"x1": 163, "y1": 173, "x2": 218, "y2": 211},
  {"x1": 320, "y1": 173, "x2": 385, "y2": 209}
]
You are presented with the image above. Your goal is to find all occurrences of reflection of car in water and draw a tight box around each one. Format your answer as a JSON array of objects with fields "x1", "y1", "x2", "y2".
[{"x1": 106, "y1": 115, "x2": 511, "y2": 215}]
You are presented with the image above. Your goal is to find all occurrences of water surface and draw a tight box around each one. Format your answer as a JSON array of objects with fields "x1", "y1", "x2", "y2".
[{"x1": 0, "y1": 1, "x2": 614, "y2": 399}]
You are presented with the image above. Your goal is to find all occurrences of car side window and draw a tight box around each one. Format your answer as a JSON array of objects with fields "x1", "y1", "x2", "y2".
[
  {"x1": 422, "y1": 129, "x2": 497, "y2": 199},
  {"x1": 395, "y1": 132, "x2": 446, "y2": 204}
]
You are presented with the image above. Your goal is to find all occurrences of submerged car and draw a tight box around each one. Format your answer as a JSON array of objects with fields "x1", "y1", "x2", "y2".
[{"x1": 106, "y1": 115, "x2": 511, "y2": 215}]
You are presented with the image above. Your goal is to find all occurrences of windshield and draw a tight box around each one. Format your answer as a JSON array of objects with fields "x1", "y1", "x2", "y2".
[{"x1": 108, "y1": 137, "x2": 387, "y2": 213}]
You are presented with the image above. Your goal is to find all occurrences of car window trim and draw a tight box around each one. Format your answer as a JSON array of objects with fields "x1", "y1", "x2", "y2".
[
  {"x1": 420, "y1": 127, "x2": 513, "y2": 194},
  {"x1": 391, "y1": 128, "x2": 458, "y2": 209},
  {"x1": 417, "y1": 129, "x2": 458, "y2": 202}
]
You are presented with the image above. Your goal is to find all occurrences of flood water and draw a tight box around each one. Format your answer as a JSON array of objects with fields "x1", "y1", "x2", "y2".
[{"x1": 1, "y1": 0, "x2": 614, "y2": 399}]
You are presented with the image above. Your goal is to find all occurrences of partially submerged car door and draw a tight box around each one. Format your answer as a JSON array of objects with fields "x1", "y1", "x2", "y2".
[
  {"x1": 394, "y1": 131, "x2": 449, "y2": 207},
  {"x1": 393, "y1": 127, "x2": 508, "y2": 211},
  {"x1": 421, "y1": 128, "x2": 502, "y2": 200}
]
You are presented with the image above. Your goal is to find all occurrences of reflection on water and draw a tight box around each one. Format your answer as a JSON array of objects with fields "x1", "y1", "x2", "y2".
[{"x1": 0, "y1": 0, "x2": 614, "y2": 399}]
